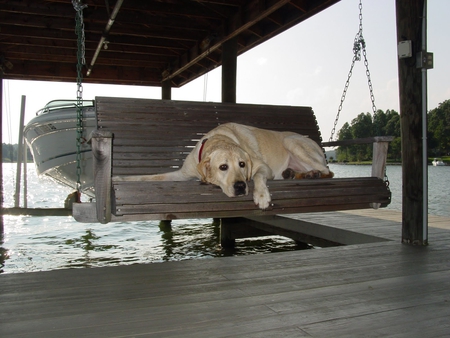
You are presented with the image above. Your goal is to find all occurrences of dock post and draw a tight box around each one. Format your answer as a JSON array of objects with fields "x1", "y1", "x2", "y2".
[
  {"x1": 162, "y1": 80, "x2": 171, "y2": 100},
  {"x1": 0, "y1": 76, "x2": 3, "y2": 234},
  {"x1": 396, "y1": 0, "x2": 428, "y2": 245},
  {"x1": 23, "y1": 140, "x2": 28, "y2": 208},
  {"x1": 14, "y1": 95, "x2": 26, "y2": 207},
  {"x1": 221, "y1": 37, "x2": 237, "y2": 103},
  {"x1": 159, "y1": 220, "x2": 172, "y2": 232},
  {"x1": 220, "y1": 36, "x2": 238, "y2": 247},
  {"x1": 220, "y1": 218, "x2": 236, "y2": 249}
]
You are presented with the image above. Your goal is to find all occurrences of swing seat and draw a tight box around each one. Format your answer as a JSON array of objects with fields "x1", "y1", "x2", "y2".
[{"x1": 72, "y1": 97, "x2": 392, "y2": 223}]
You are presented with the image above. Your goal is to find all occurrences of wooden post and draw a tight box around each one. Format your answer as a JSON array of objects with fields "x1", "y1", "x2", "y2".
[
  {"x1": 159, "y1": 220, "x2": 172, "y2": 232},
  {"x1": 91, "y1": 130, "x2": 113, "y2": 224},
  {"x1": 220, "y1": 218, "x2": 237, "y2": 249},
  {"x1": 0, "y1": 76, "x2": 3, "y2": 234},
  {"x1": 396, "y1": 0, "x2": 428, "y2": 245},
  {"x1": 370, "y1": 139, "x2": 390, "y2": 209},
  {"x1": 14, "y1": 95, "x2": 26, "y2": 208},
  {"x1": 221, "y1": 37, "x2": 237, "y2": 103},
  {"x1": 221, "y1": 37, "x2": 238, "y2": 233},
  {"x1": 162, "y1": 80, "x2": 171, "y2": 100}
]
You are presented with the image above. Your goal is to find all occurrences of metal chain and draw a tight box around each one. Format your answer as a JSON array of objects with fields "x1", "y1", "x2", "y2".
[
  {"x1": 329, "y1": 0, "x2": 388, "y2": 186},
  {"x1": 73, "y1": 0, "x2": 87, "y2": 199},
  {"x1": 329, "y1": 0, "x2": 377, "y2": 142}
]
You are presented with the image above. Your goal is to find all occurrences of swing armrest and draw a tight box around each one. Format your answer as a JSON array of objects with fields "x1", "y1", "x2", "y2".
[
  {"x1": 73, "y1": 130, "x2": 113, "y2": 224},
  {"x1": 91, "y1": 130, "x2": 113, "y2": 223},
  {"x1": 322, "y1": 136, "x2": 394, "y2": 147},
  {"x1": 323, "y1": 136, "x2": 394, "y2": 210},
  {"x1": 322, "y1": 136, "x2": 394, "y2": 179}
]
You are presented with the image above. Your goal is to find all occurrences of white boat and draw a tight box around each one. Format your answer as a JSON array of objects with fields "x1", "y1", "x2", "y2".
[
  {"x1": 432, "y1": 158, "x2": 445, "y2": 166},
  {"x1": 24, "y1": 100, "x2": 96, "y2": 197}
]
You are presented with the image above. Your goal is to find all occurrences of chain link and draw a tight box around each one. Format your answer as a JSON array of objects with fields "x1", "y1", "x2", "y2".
[
  {"x1": 73, "y1": 0, "x2": 87, "y2": 199},
  {"x1": 329, "y1": 0, "x2": 388, "y2": 186},
  {"x1": 329, "y1": 0, "x2": 377, "y2": 142}
]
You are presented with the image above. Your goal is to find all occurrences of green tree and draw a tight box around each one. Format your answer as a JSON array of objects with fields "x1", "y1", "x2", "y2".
[
  {"x1": 382, "y1": 110, "x2": 401, "y2": 161},
  {"x1": 2, "y1": 143, "x2": 33, "y2": 162},
  {"x1": 428, "y1": 99, "x2": 450, "y2": 156},
  {"x1": 383, "y1": 110, "x2": 401, "y2": 137},
  {"x1": 336, "y1": 122, "x2": 353, "y2": 161},
  {"x1": 334, "y1": 101, "x2": 450, "y2": 162},
  {"x1": 373, "y1": 109, "x2": 387, "y2": 136},
  {"x1": 335, "y1": 109, "x2": 402, "y2": 162}
]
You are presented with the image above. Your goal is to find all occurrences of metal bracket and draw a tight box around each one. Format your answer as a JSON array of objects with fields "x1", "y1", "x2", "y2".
[{"x1": 416, "y1": 51, "x2": 434, "y2": 69}]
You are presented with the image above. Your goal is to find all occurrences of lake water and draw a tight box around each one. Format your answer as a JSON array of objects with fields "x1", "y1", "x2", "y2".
[{"x1": 1, "y1": 163, "x2": 449, "y2": 273}]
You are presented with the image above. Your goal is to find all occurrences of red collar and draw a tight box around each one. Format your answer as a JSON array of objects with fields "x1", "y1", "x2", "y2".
[{"x1": 198, "y1": 138, "x2": 208, "y2": 162}]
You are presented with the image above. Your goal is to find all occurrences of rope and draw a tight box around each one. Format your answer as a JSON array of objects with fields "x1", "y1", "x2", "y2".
[
  {"x1": 329, "y1": 0, "x2": 377, "y2": 142},
  {"x1": 73, "y1": 0, "x2": 87, "y2": 201}
]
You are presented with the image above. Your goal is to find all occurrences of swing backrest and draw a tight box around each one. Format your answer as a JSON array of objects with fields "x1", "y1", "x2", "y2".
[
  {"x1": 72, "y1": 97, "x2": 391, "y2": 223},
  {"x1": 95, "y1": 97, "x2": 323, "y2": 176}
]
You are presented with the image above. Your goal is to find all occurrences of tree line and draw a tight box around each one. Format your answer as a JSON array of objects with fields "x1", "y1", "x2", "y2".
[
  {"x1": 2, "y1": 143, "x2": 33, "y2": 162},
  {"x1": 334, "y1": 99, "x2": 450, "y2": 162},
  {"x1": 2, "y1": 99, "x2": 450, "y2": 163}
]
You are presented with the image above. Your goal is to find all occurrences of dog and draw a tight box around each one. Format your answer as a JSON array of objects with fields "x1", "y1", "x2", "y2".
[{"x1": 115, "y1": 123, "x2": 333, "y2": 209}]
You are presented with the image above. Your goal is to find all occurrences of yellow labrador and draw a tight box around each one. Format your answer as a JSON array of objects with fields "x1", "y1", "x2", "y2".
[{"x1": 115, "y1": 123, "x2": 333, "y2": 209}]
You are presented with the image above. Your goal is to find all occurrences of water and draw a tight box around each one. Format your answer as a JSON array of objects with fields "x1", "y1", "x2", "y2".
[
  {"x1": 328, "y1": 163, "x2": 450, "y2": 217},
  {"x1": 1, "y1": 163, "x2": 449, "y2": 273},
  {"x1": 1, "y1": 164, "x2": 302, "y2": 273}
]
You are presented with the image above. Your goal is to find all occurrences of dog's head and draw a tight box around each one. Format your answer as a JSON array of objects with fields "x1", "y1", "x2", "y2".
[{"x1": 197, "y1": 144, "x2": 252, "y2": 197}]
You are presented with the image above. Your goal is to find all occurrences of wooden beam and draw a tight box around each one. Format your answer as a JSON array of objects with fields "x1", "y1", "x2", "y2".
[
  {"x1": 221, "y1": 37, "x2": 237, "y2": 103},
  {"x1": 3, "y1": 61, "x2": 162, "y2": 86},
  {"x1": 0, "y1": 74, "x2": 3, "y2": 234},
  {"x1": 322, "y1": 136, "x2": 394, "y2": 147},
  {"x1": 396, "y1": 0, "x2": 427, "y2": 245},
  {"x1": 162, "y1": 80, "x2": 171, "y2": 100},
  {"x1": 91, "y1": 130, "x2": 113, "y2": 224},
  {"x1": 2, "y1": 207, "x2": 72, "y2": 216},
  {"x1": 162, "y1": 0, "x2": 292, "y2": 82}
]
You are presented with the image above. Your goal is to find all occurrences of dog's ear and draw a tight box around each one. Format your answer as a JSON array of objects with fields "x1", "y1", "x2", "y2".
[
  {"x1": 197, "y1": 157, "x2": 210, "y2": 182},
  {"x1": 244, "y1": 152, "x2": 253, "y2": 181}
]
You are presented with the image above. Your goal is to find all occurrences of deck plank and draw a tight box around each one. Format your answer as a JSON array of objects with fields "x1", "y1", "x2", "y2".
[{"x1": 1, "y1": 211, "x2": 450, "y2": 337}]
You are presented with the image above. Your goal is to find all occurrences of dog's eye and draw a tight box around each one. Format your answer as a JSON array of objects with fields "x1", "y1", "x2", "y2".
[
  {"x1": 219, "y1": 164, "x2": 228, "y2": 171},
  {"x1": 239, "y1": 161, "x2": 245, "y2": 168}
]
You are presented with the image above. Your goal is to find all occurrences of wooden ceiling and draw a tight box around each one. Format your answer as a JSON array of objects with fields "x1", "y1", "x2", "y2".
[{"x1": 0, "y1": 0, "x2": 340, "y2": 88}]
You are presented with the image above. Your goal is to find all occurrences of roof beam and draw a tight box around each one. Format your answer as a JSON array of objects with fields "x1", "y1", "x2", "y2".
[
  {"x1": 3, "y1": 61, "x2": 161, "y2": 86},
  {"x1": 162, "y1": 0, "x2": 292, "y2": 82}
]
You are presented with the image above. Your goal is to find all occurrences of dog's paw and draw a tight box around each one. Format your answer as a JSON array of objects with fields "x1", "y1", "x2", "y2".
[
  {"x1": 304, "y1": 170, "x2": 321, "y2": 179},
  {"x1": 282, "y1": 168, "x2": 295, "y2": 179},
  {"x1": 253, "y1": 186, "x2": 271, "y2": 210}
]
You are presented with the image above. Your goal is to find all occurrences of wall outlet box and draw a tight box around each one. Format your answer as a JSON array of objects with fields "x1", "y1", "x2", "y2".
[{"x1": 398, "y1": 40, "x2": 412, "y2": 58}]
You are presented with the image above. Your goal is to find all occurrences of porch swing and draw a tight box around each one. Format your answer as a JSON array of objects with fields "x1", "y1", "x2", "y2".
[{"x1": 72, "y1": 0, "x2": 392, "y2": 224}]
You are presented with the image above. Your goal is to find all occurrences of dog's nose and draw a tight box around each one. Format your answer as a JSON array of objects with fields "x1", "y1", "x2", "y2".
[{"x1": 234, "y1": 181, "x2": 247, "y2": 196}]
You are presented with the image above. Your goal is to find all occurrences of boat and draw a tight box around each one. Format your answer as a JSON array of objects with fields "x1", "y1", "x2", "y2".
[
  {"x1": 432, "y1": 158, "x2": 446, "y2": 166},
  {"x1": 24, "y1": 100, "x2": 96, "y2": 197}
]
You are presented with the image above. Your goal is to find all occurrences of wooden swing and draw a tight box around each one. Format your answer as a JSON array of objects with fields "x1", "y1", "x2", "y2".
[
  {"x1": 72, "y1": 0, "x2": 392, "y2": 225},
  {"x1": 72, "y1": 97, "x2": 392, "y2": 224}
]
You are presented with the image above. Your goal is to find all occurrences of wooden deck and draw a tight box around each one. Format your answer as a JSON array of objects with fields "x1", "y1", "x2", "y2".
[{"x1": 1, "y1": 210, "x2": 450, "y2": 337}]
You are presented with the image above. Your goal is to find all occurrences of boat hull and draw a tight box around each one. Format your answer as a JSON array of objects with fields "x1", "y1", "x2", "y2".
[
  {"x1": 432, "y1": 158, "x2": 446, "y2": 166},
  {"x1": 24, "y1": 101, "x2": 96, "y2": 197}
]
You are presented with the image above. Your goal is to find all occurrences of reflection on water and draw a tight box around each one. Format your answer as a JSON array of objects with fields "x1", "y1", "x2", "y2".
[
  {"x1": 0, "y1": 216, "x2": 302, "y2": 273},
  {"x1": 1, "y1": 163, "x2": 449, "y2": 273}
]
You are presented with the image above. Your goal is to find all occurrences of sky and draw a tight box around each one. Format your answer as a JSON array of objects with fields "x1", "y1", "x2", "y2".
[{"x1": 2, "y1": 0, "x2": 450, "y2": 145}]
